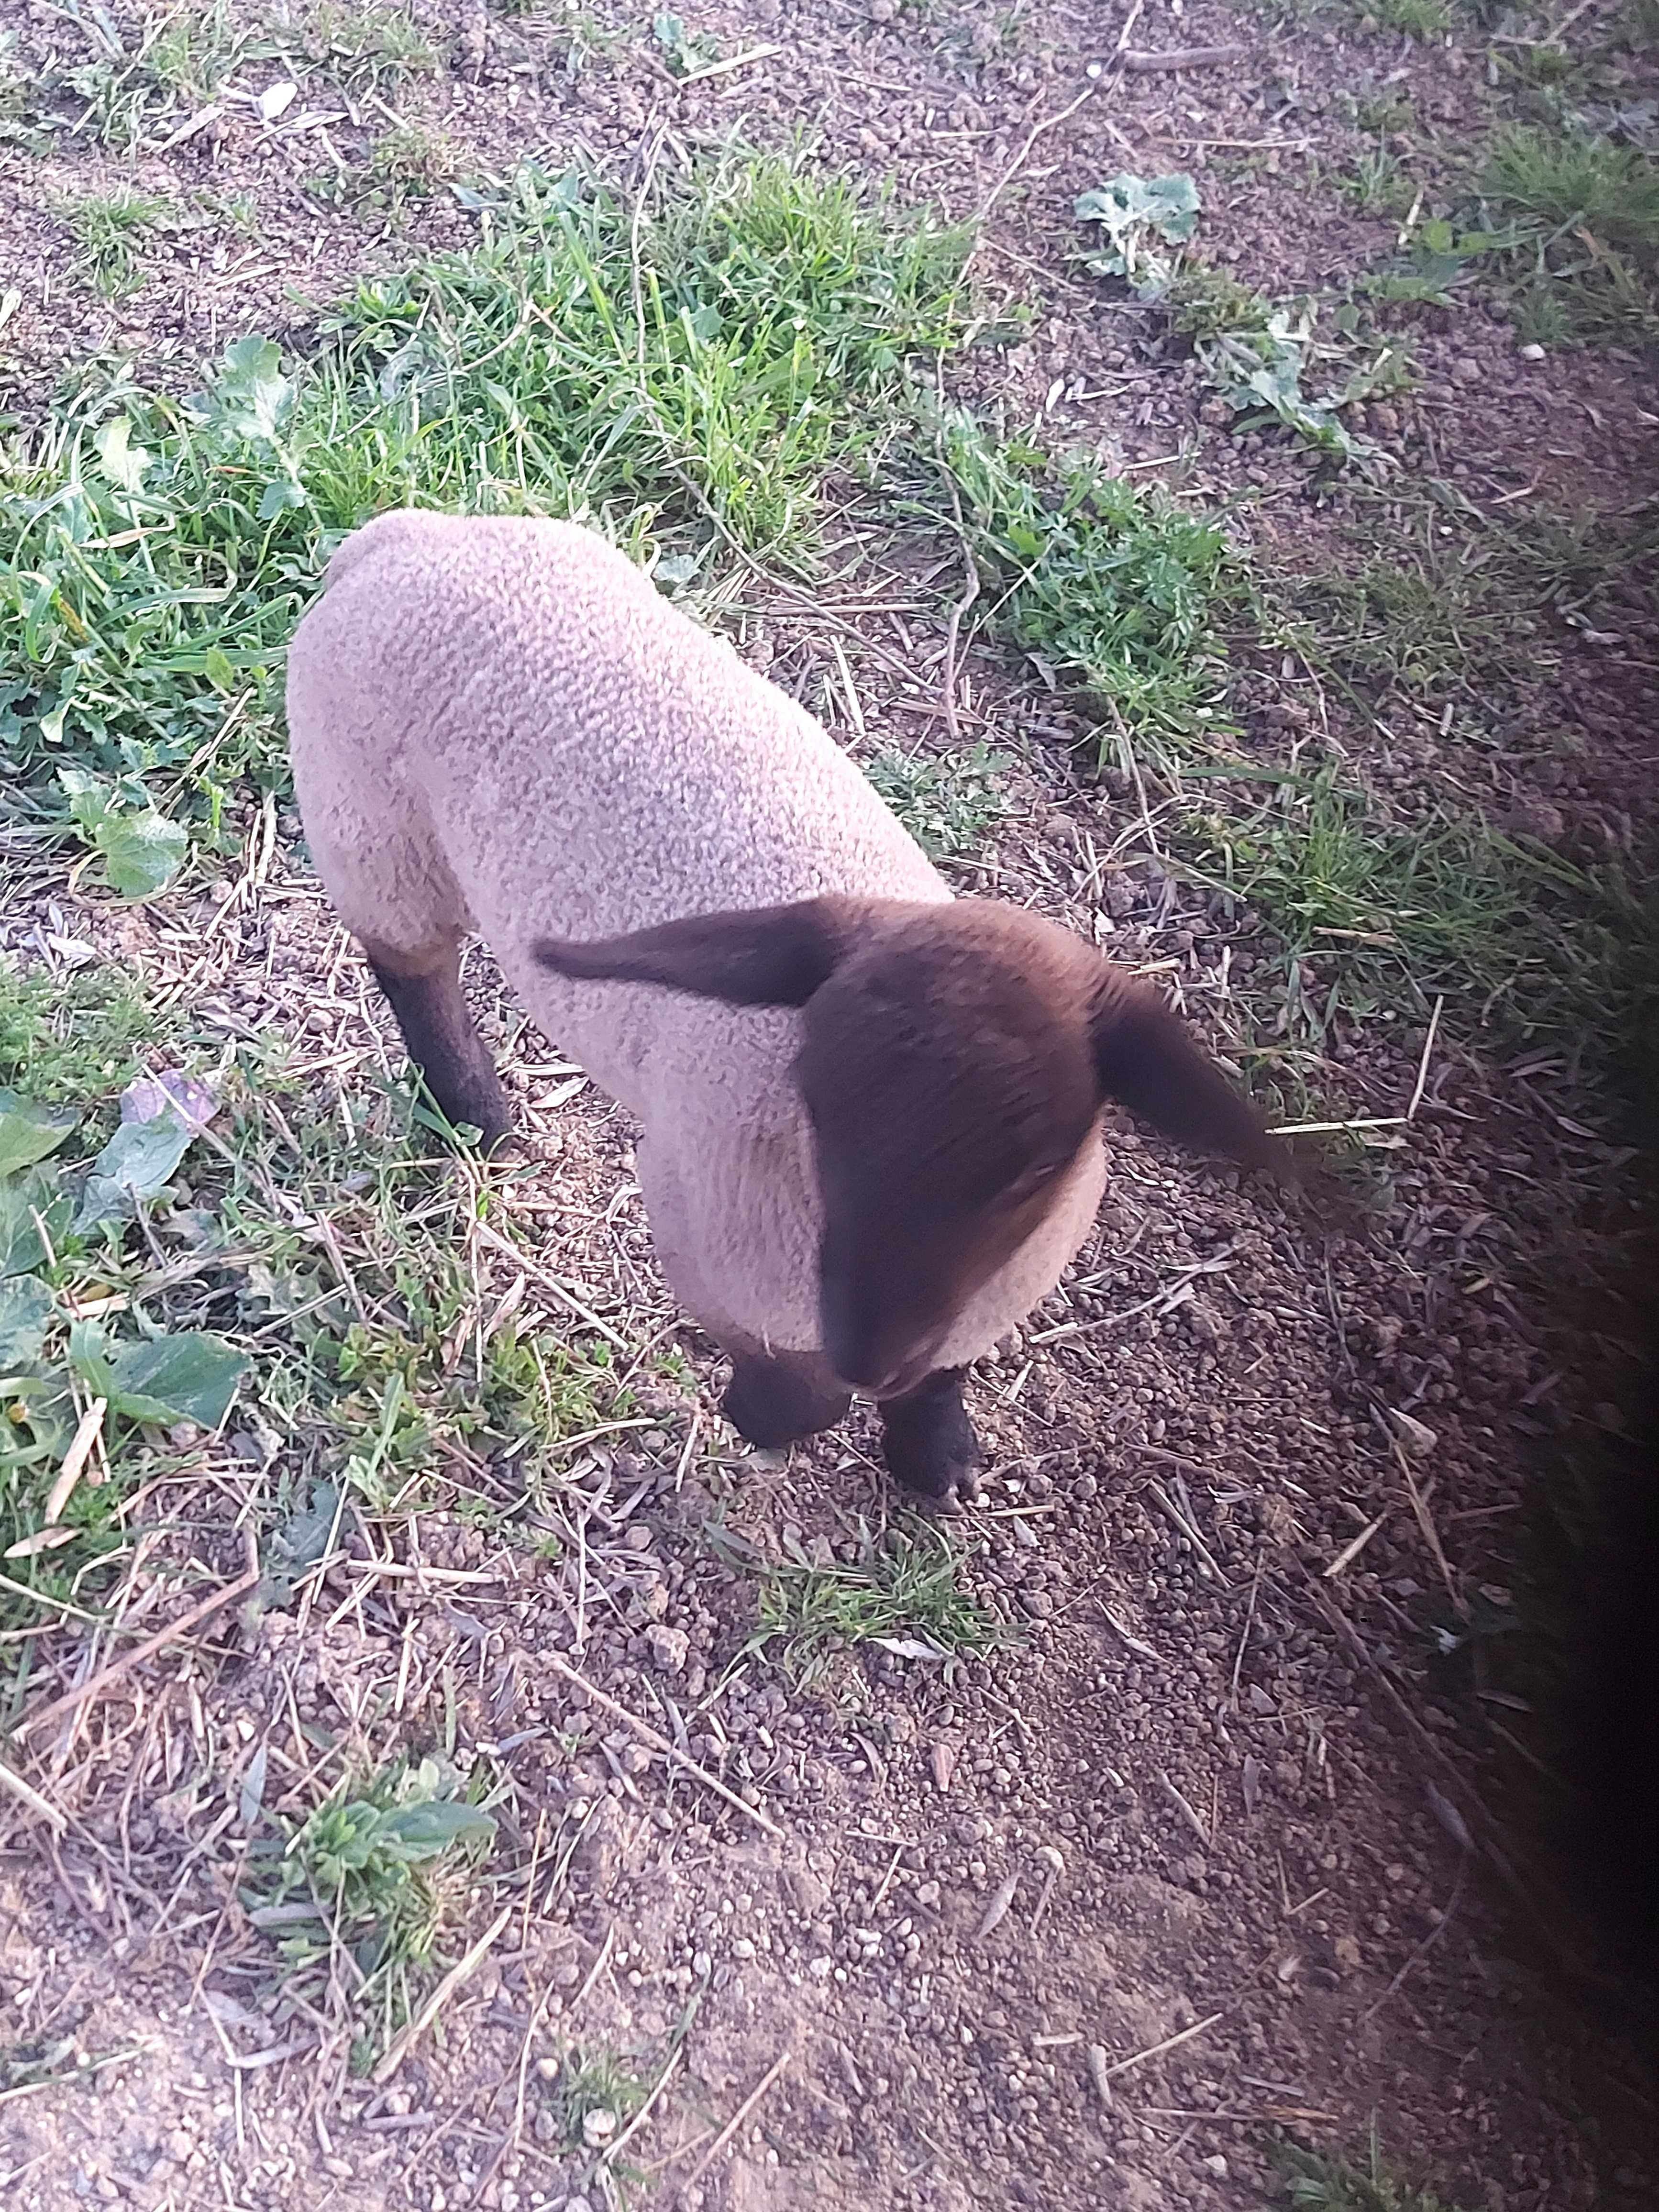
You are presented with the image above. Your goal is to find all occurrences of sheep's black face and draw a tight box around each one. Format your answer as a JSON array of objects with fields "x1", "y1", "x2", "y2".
[
  {"x1": 796, "y1": 916, "x2": 1103, "y2": 1398},
  {"x1": 810, "y1": 1156, "x2": 1082, "y2": 1397}
]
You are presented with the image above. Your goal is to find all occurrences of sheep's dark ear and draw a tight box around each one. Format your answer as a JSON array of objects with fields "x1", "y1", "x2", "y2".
[
  {"x1": 1090, "y1": 982, "x2": 1288, "y2": 1175},
  {"x1": 532, "y1": 896, "x2": 861, "y2": 1010}
]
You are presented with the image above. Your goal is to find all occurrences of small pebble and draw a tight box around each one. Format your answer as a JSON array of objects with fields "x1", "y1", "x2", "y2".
[{"x1": 646, "y1": 1625, "x2": 690, "y2": 1672}]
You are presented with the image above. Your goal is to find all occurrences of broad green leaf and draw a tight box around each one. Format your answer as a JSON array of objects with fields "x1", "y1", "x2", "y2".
[
  {"x1": 66, "y1": 1316, "x2": 116, "y2": 1397},
  {"x1": 38, "y1": 676, "x2": 77, "y2": 747},
  {"x1": 272, "y1": 1480, "x2": 339, "y2": 1570},
  {"x1": 0, "y1": 1092, "x2": 78, "y2": 1178},
  {"x1": 94, "y1": 807, "x2": 188, "y2": 899},
  {"x1": 377, "y1": 1800, "x2": 496, "y2": 1860},
  {"x1": 0, "y1": 1275, "x2": 53, "y2": 1366},
  {"x1": 1076, "y1": 173, "x2": 1201, "y2": 288},
  {"x1": 75, "y1": 1173, "x2": 136, "y2": 1235},
  {"x1": 57, "y1": 763, "x2": 110, "y2": 835},
  {"x1": 257, "y1": 477, "x2": 308, "y2": 521},
  {"x1": 94, "y1": 415, "x2": 151, "y2": 493},
  {"x1": 77, "y1": 1109, "x2": 193, "y2": 1229},
  {"x1": 653, "y1": 550, "x2": 702, "y2": 586},
  {"x1": 102, "y1": 1331, "x2": 250, "y2": 1427},
  {"x1": 0, "y1": 1167, "x2": 76, "y2": 1275},
  {"x1": 193, "y1": 335, "x2": 294, "y2": 447}
]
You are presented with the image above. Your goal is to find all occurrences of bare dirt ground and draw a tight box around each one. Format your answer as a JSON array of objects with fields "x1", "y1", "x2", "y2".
[{"x1": 2, "y1": 1, "x2": 1658, "y2": 2209}]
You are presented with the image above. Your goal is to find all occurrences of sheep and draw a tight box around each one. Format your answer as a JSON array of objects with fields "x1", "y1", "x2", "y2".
[{"x1": 286, "y1": 508, "x2": 1294, "y2": 1500}]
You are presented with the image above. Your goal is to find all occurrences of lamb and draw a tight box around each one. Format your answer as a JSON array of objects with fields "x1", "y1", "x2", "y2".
[{"x1": 286, "y1": 507, "x2": 1293, "y2": 1500}]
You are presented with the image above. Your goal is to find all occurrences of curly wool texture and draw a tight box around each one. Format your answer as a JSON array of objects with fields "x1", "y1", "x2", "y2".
[{"x1": 286, "y1": 509, "x2": 1108, "y2": 1364}]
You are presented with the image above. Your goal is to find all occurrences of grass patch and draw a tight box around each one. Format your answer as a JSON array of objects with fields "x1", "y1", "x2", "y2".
[
  {"x1": 1278, "y1": 555, "x2": 1506, "y2": 699},
  {"x1": 1, "y1": 148, "x2": 970, "y2": 872},
  {"x1": 1358, "y1": 0, "x2": 1450, "y2": 36},
  {"x1": 0, "y1": 1004, "x2": 637, "y2": 1649},
  {"x1": 1480, "y1": 125, "x2": 1659, "y2": 344},
  {"x1": 0, "y1": 29, "x2": 44, "y2": 149},
  {"x1": 1277, "y1": 2136, "x2": 1471, "y2": 2211},
  {"x1": 0, "y1": 959, "x2": 163, "y2": 1102},
  {"x1": 547, "y1": 2046, "x2": 648, "y2": 2147},
  {"x1": 1483, "y1": 125, "x2": 1659, "y2": 255},
  {"x1": 1339, "y1": 141, "x2": 1411, "y2": 217},
  {"x1": 1167, "y1": 264, "x2": 1275, "y2": 341},
  {"x1": 304, "y1": 0, "x2": 440, "y2": 94},
  {"x1": 922, "y1": 409, "x2": 1234, "y2": 751},
  {"x1": 368, "y1": 120, "x2": 460, "y2": 205},
  {"x1": 44, "y1": 0, "x2": 277, "y2": 150},
  {"x1": 1183, "y1": 767, "x2": 1647, "y2": 1046},
  {"x1": 747, "y1": 1519, "x2": 1005, "y2": 1683},
  {"x1": 144, "y1": 0, "x2": 254, "y2": 106},
  {"x1": 62, "y1": 187, "x2": 172, "y2": 296},
  {"x1": 929, "y1": 434, "x2": 1657, "y2": 1069}
]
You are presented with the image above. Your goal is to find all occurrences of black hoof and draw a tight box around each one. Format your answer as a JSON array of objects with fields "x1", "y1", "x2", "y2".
[{"x1": 880, "y1": 1369, "x2": 983, "y2": 1504}]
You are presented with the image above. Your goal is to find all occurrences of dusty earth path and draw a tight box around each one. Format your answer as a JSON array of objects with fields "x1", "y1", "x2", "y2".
[{"x1": 1, "y1": 0, "x2": 1657, "y2": 2208}]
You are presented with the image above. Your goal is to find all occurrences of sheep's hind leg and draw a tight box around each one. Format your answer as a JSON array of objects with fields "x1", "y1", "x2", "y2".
[
  {"x1": 722, "y1": 1343, "x2": 851, "y2": 1449},
  {"x1": 879, "y1": 1369, "x2": 982, "y2": 1507},
  {"x1": 367, "y1": 940, "x2": 511, "y2": 1153}
]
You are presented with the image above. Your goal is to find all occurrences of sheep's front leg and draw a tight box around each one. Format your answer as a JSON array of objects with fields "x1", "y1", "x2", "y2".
[
  {"x1": 879, "y1": 1369, "x2": 982, "y2": 1506},
  {"x1": 721, "y1": 1342, "x2": 852, "y2": 1449},
  {"x1": 367, "y1": 940, "x2": 512, "y2": 1153}
]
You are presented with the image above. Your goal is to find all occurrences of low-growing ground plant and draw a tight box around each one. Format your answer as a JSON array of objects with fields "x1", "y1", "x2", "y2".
[
  {"x1": 745, "y1": 1518, "x2": 1005, "y2": 1683},
  {"x1": 243, "y1": 1753, "x2": 496, "y2": 2067},
  {"x1": 29, "y1": 0, "x2": 280, "y2": 150},
  {"x1": 1076, "y1": 190, "x2": 1413, "y2": 464},
  {"x1": 1357, "y1": 0, "x2": 1450, "y2": 39},
  {"x1": 921, "y1": 409, "x2": 1234, "y2": 749},
  {"x1": 864, "y1": 740, "x2": 1017, "y2": 861},
  {"x1": 304, "y1": 0, "x2": 439, "y2": 94},
  {"x1": 548, "y1": 2045, "x2": 648, "y2": 2148}
]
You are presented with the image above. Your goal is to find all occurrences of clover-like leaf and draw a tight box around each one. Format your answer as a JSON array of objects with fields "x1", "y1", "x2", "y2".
[{"x1": 95, "y1": 807, "x2": 188, "y2": 900}]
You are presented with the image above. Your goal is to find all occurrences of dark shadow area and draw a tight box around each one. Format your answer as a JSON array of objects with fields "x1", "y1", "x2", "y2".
[{"x1": 1546, "y1": 1276, "x2": 1659, "y2": 2003}]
